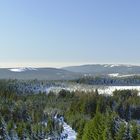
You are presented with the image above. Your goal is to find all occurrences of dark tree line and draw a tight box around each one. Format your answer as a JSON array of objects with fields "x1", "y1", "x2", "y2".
[{"x1": 75, "y1": 76, "x2": 140, "y2": 86}]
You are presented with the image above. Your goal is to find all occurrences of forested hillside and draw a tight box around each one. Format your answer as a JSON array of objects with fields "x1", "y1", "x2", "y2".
[
  {"x1": 75, "y1": 76, "x2": 140, "y2": 86},
  {"x1": 0, "y1": 80, "x2": 140, "y2": 139}
]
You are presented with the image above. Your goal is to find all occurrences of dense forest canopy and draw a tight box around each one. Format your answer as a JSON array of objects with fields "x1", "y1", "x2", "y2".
[
  {"x1": 75, "y1": 76, "x2": 140, "y2": 86},
  {"x1": 0, "y1": 80, "x2": 140, "y2": 139}
]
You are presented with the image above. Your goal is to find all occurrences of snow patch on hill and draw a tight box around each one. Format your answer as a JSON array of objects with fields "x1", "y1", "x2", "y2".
[
  {"x1": 9, "y1": 68, "x2": 37, "y2": 72},
  {"x1": 108, "y1": 73, "x2": 119, "y2": 77},
  {"x1": 104, "y1": 64, "x2": 121, "y2": 67},
  {"x1": 104, "y1": 64, "x2": 133, "y2": 68}
]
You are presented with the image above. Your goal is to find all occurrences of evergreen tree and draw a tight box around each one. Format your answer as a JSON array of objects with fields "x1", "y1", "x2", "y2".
[
  {"x1": 0, "y1": 116, "x2": 10, "y2": 140},
  {"x1": 115, "y1": 123, "x2": 126, "y2": 140},
  {"x1": 130, "y1": 121, "x2": 140, "y2": 140},
  {"x1": 123, "y1": 124, "x2": 132, "y2": 140},
  {"x1": 9, "y1": 129, "x2": 19, "y2": 140},
  {"x1": 82, "y1": 112, "x2": 106, "y2": 140}
]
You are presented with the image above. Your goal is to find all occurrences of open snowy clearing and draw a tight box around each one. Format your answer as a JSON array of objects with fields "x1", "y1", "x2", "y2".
[
  {"x1": 97, "y1": 86, "x2": 140, "y2": 95},
  {"x1": 45, "y1": 84, "x2": 140, "y2": 96}
]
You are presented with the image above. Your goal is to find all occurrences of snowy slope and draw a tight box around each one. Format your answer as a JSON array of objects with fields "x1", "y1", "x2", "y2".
[
  {"x1": 63, "y1": 64, "x2": 140, "y2": 76},
  {"x1": 0, "y1": 68, "x2": 81, "y2": 80},
  {"x1": 61, "y1": 122, "x2": 77, "y2": 140}
]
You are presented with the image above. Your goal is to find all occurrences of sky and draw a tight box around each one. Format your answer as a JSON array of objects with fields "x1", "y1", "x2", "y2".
[{"x1": 0, "y1": 0, "x2": 140, "y2": 68}]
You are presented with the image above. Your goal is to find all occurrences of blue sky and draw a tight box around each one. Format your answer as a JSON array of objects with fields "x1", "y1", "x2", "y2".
[{"x1": 0, "y1": 0, "x2": 140, "y2": 67}]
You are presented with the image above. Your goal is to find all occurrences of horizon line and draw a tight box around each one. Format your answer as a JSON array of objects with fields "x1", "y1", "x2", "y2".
[{"x1": 0, "y1": 63, "x2": 140, "y2": 69}]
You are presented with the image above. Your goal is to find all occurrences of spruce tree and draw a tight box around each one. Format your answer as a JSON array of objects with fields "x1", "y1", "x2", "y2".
[
  {"x1": 82, "y1": 112, "x2": 106, "y2": 140},
  {"x1": 123, "y1": 124, "x2": 132, "y2": 140},
  {"x1": 0, "y1": 116, "x2": 10, "y2": 140}
]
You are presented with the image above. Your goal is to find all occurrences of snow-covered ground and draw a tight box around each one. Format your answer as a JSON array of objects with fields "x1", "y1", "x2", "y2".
[
  {"x1": 97, "y1": 86, "x2": 140, "y2": 95},
  {"x1": 45, "y1": 84, "x2": 140, "y2": 96},
  {"x1": 108, "y1": 73, "x2": 119, "y2": 77},
  {"x1": 45, "y1": 122, "x2": 77, "y2": 140},
  {"x1": 61, "y1": 122, "x2": 77, "y2": 140},
  {"x1": 52, "y1": 115, "x2": 77, "y2": 140}
]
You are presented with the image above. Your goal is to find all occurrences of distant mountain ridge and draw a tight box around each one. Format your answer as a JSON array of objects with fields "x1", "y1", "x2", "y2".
[
  {"x1": 0, "y1": 67, "x2": 80, "y2": 80},
  {"x1": 62, "y1": 64, "x2": 140, "y2": 77},
  {"x1": 0, "y1": 64, "x2": 140, "y2": 80}
]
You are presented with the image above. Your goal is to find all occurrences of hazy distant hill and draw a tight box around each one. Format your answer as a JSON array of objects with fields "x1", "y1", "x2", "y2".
[
  {"x1": 1, "y1": 64, "x2": 140, "y2": 80},
  {"x1": 0, "y1": 68, "x2": 80, "y2": 80},
  {"x1": 63, "y1": 64, "x2": 140, "y2": 77}
]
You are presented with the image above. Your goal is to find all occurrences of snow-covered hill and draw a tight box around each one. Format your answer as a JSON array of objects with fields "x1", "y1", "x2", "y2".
[
  {"x1": 0, "y1": 68, "x2": 81, "y2": 80},
  {"x1": 63, "y1": 64, "x2": 140, "y2": 76},
  {"x1": 0, "y1": 64, "x2": 140, "y2": 80}
]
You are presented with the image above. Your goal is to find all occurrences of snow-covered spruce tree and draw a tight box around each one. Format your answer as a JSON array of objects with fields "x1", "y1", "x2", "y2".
[
  {"x1": 112, "y1": 117, "x2": 122, "y2": 137},
  {"x1": 0, "y1": 116, "x2": 10, "y2": 140},
  {"x1": 123, "y1": 124, "x2": 133, "y2": 140},
  {"x1": 9, "y1": 129, "x2": 19, "y2": 140},
  {"x1": 125, "y1": 105, "x2": 132, "y2": 122}
]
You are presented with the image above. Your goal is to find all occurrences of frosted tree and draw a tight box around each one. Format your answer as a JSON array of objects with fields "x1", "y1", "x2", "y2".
[
  {"x1": 0, "y1": 116, "x2": 10, "y2": 140},
  {"x1": 9, "y1": 129, "x2": 19, "y2": 140},
  {"x1": 123, "y1": 124, "x2": 133, "y2": 140}
]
